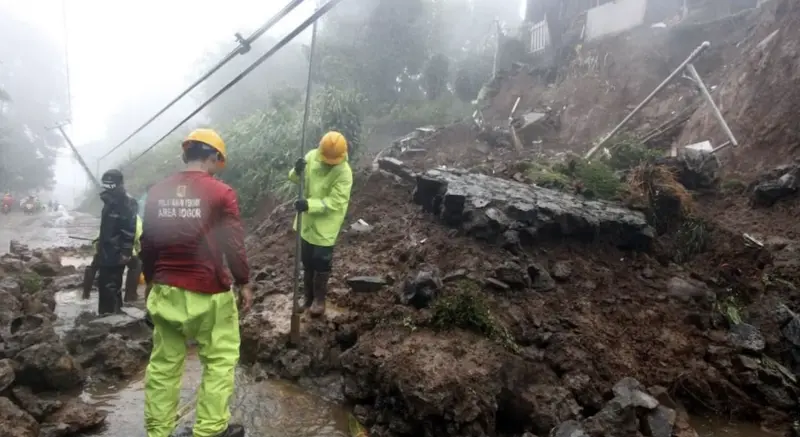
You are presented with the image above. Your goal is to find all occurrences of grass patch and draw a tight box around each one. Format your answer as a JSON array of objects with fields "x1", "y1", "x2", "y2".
[
  {"x1": 673, "y1": 217, "x2": 712, "y2": 263},
  {"x1": 431, "y1": 280, "x2": 519, "y2": 352},
  {"x1": 572, "y1": 159, "x2": 622, "y2": 200},
  {"x1": 607, "y1": 137, "x2": 662, "y2": 171},
  {"x1": 20, "y1": 272, "x2": 43, "y2": 294},
  {"x1": 523, "y1": 162, "x2": 571, "y2": 190},
  {"x1": 719, "y1": 178, "x2": 747, "y2": 195}
]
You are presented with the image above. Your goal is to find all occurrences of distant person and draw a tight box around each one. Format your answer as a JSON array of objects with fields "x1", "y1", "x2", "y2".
[
  {"x1": 289, "y1": 131, "x2": 353, "y2": 317},
  {"x1": 93, "y1": 169, "x2": 138, "y2": 315},
  {"x1": 140, "y1": 128, "x2": 251, "y2": 437}
]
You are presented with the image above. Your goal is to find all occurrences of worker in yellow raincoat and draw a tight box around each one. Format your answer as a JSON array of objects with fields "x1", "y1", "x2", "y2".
[{"x1": 289, "y1": 131, "x2": 353, "y2": 317}]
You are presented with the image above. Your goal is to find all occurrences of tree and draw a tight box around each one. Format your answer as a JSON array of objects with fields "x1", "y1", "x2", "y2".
[
  {"x1": 0, "y1": 8, "x2": 68, "y2": 192},
  {"x1": 422, "y1": 54, "x2": 450, "y2": 100}
]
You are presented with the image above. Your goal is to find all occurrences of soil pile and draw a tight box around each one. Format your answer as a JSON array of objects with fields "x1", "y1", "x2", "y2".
[
  {"x1": 0, "y1": 241, "x2": 107, "y2": 437},
  {"x1": 241, "y1": 123, "x2": 800, "y2": 437}
]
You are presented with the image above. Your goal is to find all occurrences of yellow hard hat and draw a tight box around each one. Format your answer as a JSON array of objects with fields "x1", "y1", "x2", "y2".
[
  {"x1": 182, "y1": 128, "x2": 227, "y2": 167},
  {"x1": 318, "y1": 131, "x2": 347, "y2": 165}
]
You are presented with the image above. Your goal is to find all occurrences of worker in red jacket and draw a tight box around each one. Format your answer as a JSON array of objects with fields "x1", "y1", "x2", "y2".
[{"x1": 140, "y1": 128, "x2": 252, "y2": 437}]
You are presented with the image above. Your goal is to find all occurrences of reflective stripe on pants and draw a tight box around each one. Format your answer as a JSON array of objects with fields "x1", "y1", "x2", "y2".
[{"x1": 144, "y1": 284, "x2": 240, "y2": 437}]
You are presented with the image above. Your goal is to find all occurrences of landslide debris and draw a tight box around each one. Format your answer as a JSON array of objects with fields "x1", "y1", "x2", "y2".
[
  {"x1": 239, "y1": 119, "x2": 800, "y2": 437},
  {"x1": 0, "y1": 240, "x2": 152, "y2": 436},
  {"x1": 0, "y1": 241, "x2": 108, "y2": 436}
]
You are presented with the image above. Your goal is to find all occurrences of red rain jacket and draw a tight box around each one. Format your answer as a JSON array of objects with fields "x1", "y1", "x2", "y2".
[{"x1": 140, "y1": 171, "x2": 250, "y2": 293}]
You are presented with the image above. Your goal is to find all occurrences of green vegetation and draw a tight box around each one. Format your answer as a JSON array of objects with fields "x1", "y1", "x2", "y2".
[
  {"x1": 431, "y1": 280, "x2": 519, "y2": 352},
  {"x1": 20, "y1": 272, "x2": 43, "y2": 294},
  {"x1": 673, "y1": 217, "x2": 712, "y2": 263},
  {"x1": 606, "y1": 137, "x2": 662, "y2": 171}
]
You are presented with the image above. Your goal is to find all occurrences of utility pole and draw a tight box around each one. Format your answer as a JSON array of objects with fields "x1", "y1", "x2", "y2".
[
  {"x1": 492, "y1": 19, "x2": 502, "y2": 77},
  {"x1": 50, "y1": 123, "x2": 102, "y2": 189}
]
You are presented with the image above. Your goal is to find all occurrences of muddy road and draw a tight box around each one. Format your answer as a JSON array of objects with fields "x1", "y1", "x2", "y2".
[{"x1": 1, "y1": 210, "x2": 350, "y2": 437}]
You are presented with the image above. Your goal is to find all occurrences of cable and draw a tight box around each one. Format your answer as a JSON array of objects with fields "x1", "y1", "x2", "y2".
[
  {"x1": 99, "y1": 0, "x2": 306, "y2": 161},
  {"x1": 124, "y1": 0, "x2": 345, "y2": 168}
]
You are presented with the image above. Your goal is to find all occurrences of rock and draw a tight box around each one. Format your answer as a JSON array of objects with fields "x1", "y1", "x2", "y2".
[
  {"x1": 583, "y1": 395, "x2": 640, "y2": 437},
  {"x1": 0, "y1": 290, "x2": 22, "y2": 326},
  {"x1": 495, "y1": 262, "x2": 530, "y2": 289},
  {"x1": 410, "y1": 169, "x2": 653, "y2": 250},
  {"x1": 11, "y1": 386, "x2": 62, "y2": 420},
  {"x1": 9, "y1": 240, "x2": 30, "y2": 257},
  {"x1": 642, "y1": 405, "x2": 676, "y2": 437},
  {"x1": 521, "y1": 385, "x2": 582, "y2": 434},
  {"x1": 41, "y1": 399, "x2": 106, "y2": 436},
  {"x1": 346, "y1": 276, "x2": 389, "y2": 293},
  {"x1": 401, "y1": 267, "x2": 443, "y2": 309},
  {"x1": 666, "y1": 148, "x2": 720, "y2": 190},
  {"x1": 552, "y1": 420, "x2": 589, "y2": 437},
  {"x1": 14, "y1": 342, "x2": 85, "y2": 391},
  {"x1": 7, "y1": 315, "x2": 58, "y2": 351},
  {"x1": 782, "y1": 314, "x2": 800, "y2": 347},
  {"x1": 0, "y1": 396, "x2": 38, "y2": 437},
  {"x1": 647, "y1": 385, "x2": 678, "y2": 409},
  {"x1": 485, "y1": 278, "x2": 510, "y2": 290},
  {"x1": 443, "y1": 269, "x2": 468, "y2": 282},
  {"x1": 750, "y1": 164, "x2": 800, "y2": 207},
  {"x1": 551, "y1": 261, "x2": 573, "y2": 281},
  {"x1": 612, "y1": 377, "x2": 658, "y2": 409},
  {"x1": 666, "y1": 277, "x2": 716, "y2": 306},
  {"x1": 50, "y1": 274, "x2": 83, "y2": 291},
  {"x1": 29, "y1": 261, "x2": 60, "y2": 277},
  {"x1": 528, "y1": 263, "x2": 556, "y2": 291},
  {"x1": 0, "y1": 359, "x2": 15, "y2": 391},
  {"x1": 92, "y1": 334, "x2": 150, "y2": 378},
  {"x1": 377, "y1": 157, "x2": 417, "y2": 183},
  {"x1": 728, "y1": 323, "x2": 766, "y2": 353}
]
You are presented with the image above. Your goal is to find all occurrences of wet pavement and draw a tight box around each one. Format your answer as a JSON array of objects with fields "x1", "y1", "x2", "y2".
[{"x1": 2, "y1": 209, "x2": 350, "y2": 437}]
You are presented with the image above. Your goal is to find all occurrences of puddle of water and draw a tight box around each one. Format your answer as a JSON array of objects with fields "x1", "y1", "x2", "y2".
[
  {"x1": 61, "y1": 255, "x2": 93, "y2": 268},
  {"x1": 78, "y1": 348, "x2": 350, "y2": 437},
  {"x1": 692, "y1": 416, "x2": 784, "y2": 437}
]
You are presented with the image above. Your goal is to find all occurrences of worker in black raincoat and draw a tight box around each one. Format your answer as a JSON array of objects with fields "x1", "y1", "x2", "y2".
[{"x1": 93, "y1": 169, "x2": 138, "y2": 315}]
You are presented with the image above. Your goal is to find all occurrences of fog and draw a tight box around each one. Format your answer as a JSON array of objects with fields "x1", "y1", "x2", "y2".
[{"x1": 0, "y1": 0, "x2": 525, "y2": 208}]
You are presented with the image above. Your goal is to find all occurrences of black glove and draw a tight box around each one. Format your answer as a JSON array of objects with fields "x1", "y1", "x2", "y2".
[
  {"x1": 294, "y1": 158, "x2": 306, "y2": 175},
  {"x1": 294, "y1": 199, "x2": 309, "y2": 212}
]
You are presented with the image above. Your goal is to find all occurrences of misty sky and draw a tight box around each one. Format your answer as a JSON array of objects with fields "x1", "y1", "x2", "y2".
[{"x1": 0, "y1": 0, "x2": 315, "y2": 204}]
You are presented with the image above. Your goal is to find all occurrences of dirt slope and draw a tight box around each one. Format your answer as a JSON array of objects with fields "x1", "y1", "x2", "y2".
[{"x1": 679, "y1": 0, "x2": 800, "y2": 177}]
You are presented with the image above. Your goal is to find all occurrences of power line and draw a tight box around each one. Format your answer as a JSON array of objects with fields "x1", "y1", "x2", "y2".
[
  {"x1": 124, "y1": 0, "x2": 345, "y2": 169},
  {"x1": 99, "y1": 0, "x2": 306, "y2": 162}
]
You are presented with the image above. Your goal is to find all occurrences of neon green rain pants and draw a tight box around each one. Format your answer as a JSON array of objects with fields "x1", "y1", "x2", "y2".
[{"x1": 144, "y1": 284, "x2": 240, "y2": 437}]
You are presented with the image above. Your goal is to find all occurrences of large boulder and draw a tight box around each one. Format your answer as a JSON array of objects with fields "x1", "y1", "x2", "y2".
[
  {"x1": 14, "y1": 343, "x2": 85, "y2": 391},
  {"x1": 411, "y1": 168, "x2": 654, "y2": 249},
  {"x1": 40, "y1": 399, "x2": 106, "y2": 437}
]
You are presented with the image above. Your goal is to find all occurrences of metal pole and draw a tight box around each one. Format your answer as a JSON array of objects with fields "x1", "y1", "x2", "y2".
[
  {"x1": 685, "y1": 63, "x2": 738, "y2": 148},
  {"x1": 125, "y1": 0, "x2": 346, "y2": 169},
  {"x1": 585, "y1": 41, "x2": 711, "y2": 159},
  {"x1": 99, "y1": 0, "x2": 307, "y2": 162},
  {"x1": 53, "y1": 125, "x2": 102, "y2": 189},
  {"x1": 290, "y1": 0, "x2": 320, "y2": 346}
]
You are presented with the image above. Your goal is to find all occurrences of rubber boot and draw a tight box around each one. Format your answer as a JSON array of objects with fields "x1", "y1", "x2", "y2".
[
  {"x1": 298, "y1": 268, "x2": 314, "y2": 314},
  {"x1": 309, "y1": 271, "x2": 330, "y2": 318},
  {"x1": 123, "y1": 257, "x2": 141, "y2": 302},
  {"x1": 81, "y1": 265, "x2": 95, "y2": 299},
  {"x1": 214, "y1": 424, "x2": 245, "y2": 437}
]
